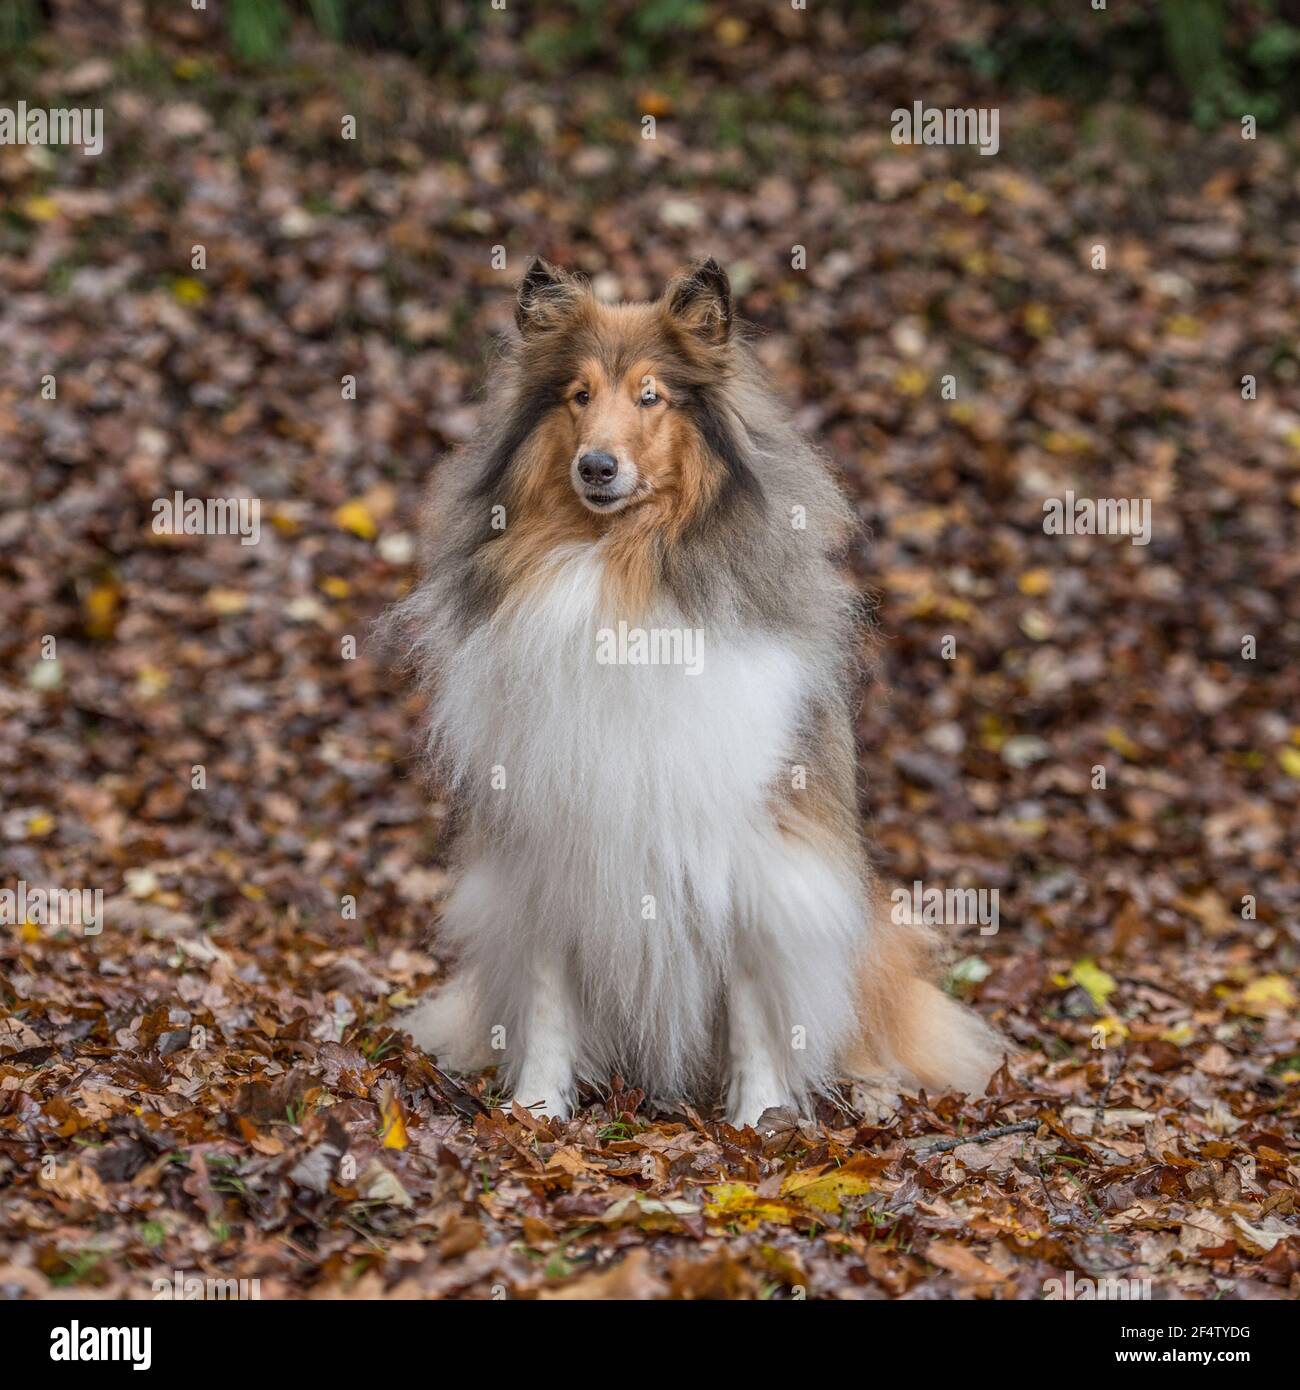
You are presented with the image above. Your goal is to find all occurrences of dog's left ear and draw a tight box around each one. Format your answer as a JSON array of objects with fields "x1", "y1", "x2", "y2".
[
  {"x1": 667, "y1": 257, "x2": 732, "y2": 344},
  {"x1": 516, "y1": 256, "x2": 584, "y2": 335}
]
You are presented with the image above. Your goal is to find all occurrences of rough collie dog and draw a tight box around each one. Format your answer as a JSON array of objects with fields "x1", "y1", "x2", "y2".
[{"x1": 390, "y1": 257, "x2": 1002, "y2": 1126}]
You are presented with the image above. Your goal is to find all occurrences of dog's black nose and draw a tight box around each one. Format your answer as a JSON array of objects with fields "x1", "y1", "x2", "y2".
[{"x1": 578, "y1": 451, "x2": 619, "y2": 485}]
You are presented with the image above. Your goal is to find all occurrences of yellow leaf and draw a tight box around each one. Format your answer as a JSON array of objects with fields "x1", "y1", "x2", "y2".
[
  {"x1": 1277, "y1": 746, "x2": 1300, "y2": 779},
  {"x1": 23, "y1": 196, "x2": 59, "y2": 222},
  {"x1": 334, "y1": 499, "x2": 378, "y2": 540},
  {"x1": 779, "y1": 1157, "x2": 875, "y2": 1214},
  {"x1": 20, "y1": 920, "x2": 42, "y2": 943},
  {"x1": 940, "y1": 597, "x2": 975, "y2": 622},
  {"x1": 320, "y1": 576, "x2": 351, "y2": 599},
  {"x1": 134, "y1": 665, "x2": 171, "y2": 699},
  {"x1": 704, "y1": 1183, "x2": 804, "y2": 1230},
  {"x1": 894, "y1": 365, "x2": 928, "y2": 398},
  {"x1": 83, "y1": 583, "x2": 121, "y2": 639},
  {"x1": 1093, "y1": 1015, "x2": 1130, "y2": 1045},
  {"x1": 1159, "y1": 1021, "x2": 1196, "y2": 1046},
  {"x1": 997, "y1": 173, "x2": 1032, "y2": 205},
  {"x1": 1104, "y1": 725, "x2": 1144, "y2": 761},
  {"x1": 1042, "y1": 430, "x2": 1090, "y2": 455},
  {"x1": 1067, "y1": 958, "x2": 1117, "y2": 1013},
  {"x1": 1017, "y1": 568, "x2": 1052, "y2": 597},
  {"x1": 1023, "y1": 303, "x2": 1051, "y2": 338},
  {"x1": 172, "y1": 276, "x2": 208, "y2": 306},
  {"x1": 26, "y1": 812, "x2": 56, "y2": 838},
  {"x1": 205, "y1": 587, "x2": 248, "y2": 615},
  {"x1": 714, "y1": 17, "x2": 748, "y2": 46},
  {"x1": 891, "y1": 507, "x2": 947, "y2": 541},
  {"x1": 707, "y1": 1157, "x2": 877, "y2": 1229},
  {"x1": 979, "y1": 714, "x2": 1007, "y2": 751},
  {"x1": 1230, "y1": 974, "x2": 1297, "y2": 1019},
  {"x1": 1165, "y1": 314, "x2": 1203, "y2": 340},
  {"x1": 379, "y1": 1088, "x2": 409, "y2": 1150},
  {"x1": 757, "y1": 1243, "x2": 807, "y2": 1289}
]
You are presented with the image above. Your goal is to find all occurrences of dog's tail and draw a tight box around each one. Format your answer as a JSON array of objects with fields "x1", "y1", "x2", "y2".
[{"x1": 843, "y1": 896, "x2": 1006, "y2": 1095}]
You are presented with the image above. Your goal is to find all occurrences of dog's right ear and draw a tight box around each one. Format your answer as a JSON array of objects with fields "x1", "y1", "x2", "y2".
[{"x1": 515, "y1": 257, "x2": 582, "y2": 335}]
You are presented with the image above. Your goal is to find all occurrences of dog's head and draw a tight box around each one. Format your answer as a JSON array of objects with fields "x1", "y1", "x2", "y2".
[{"x1": 503, "y1": 257, "x2": 748, "y2": 522}]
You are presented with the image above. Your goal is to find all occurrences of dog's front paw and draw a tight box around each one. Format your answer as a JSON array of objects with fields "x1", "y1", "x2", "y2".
[
  {"x1": 724, "y1": 1081, "x2": 794, "y2": 1132},
  {"x1": 512, "y1": 1075, "x2": 574, "y2": 1122},
  {"x1": 848, "y1": 1078, "x2": 901, "y2": 1125},
  {"x1": 402, "y1": 980, "x2": 495, "y2": 1072}
]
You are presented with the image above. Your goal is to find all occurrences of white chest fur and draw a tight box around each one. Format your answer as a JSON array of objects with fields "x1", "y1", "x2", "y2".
[
  {"x1": 434, "y1": 545, "x2": 808, "y2": 919},
  {"x1": 421, "y1": 545, "x2": 866, "y2": 1099}
]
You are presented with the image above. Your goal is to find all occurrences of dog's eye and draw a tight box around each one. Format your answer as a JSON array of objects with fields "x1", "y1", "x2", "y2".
[
  {"x1": 573, "y1": 390, "x2": 590, "y2": 407},
  {"x1": 638, "y1": 390, "x2": 659, "y2": 407}
]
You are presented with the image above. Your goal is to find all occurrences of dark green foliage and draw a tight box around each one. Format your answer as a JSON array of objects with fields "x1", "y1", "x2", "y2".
[
  {"x1": 950, "y1": 0, "x2": 1300, "y2": 126},
  {"x1": 3, "y1": 0, "x2": 1299, "y2": 124},
  {"x1": 0, "y1": 0, "x2": 43, "y2": 51},
  {"x1": 226, "y1": 0, "x2": 291, "y2": 64}
]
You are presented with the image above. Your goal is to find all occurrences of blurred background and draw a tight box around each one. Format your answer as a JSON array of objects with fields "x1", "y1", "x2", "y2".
[
  {"x1": 10, "y1": 0, "x2": 1300, "y2": 118},
  {"x1": 9, "y1": 0, "x2": 1300, "y2": 120},
  {"x1": 0, "y1": 0, "x2": 1297, "y2": 1298}
]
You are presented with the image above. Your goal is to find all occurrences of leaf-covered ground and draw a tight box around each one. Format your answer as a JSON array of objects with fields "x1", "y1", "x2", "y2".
[{"x1": 1, "y1": 3, "x2": 1298, "y2": 1300}]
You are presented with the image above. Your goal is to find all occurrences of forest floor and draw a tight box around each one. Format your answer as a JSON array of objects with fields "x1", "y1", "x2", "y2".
[{"x1": 1, "y1": 4, "x2": 1298, "y2": 1299}]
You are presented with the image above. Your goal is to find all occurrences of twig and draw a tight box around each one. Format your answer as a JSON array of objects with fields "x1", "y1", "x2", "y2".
[
  {"x1": 917, "y1": 1119, "x2": 1038, "y2": 1157},
  {"x1": 1093, "y1": 1044, "x2": 1127, "y2": 1131},
  {"x1": 1116, "y1": 976, "x2": 1187, "y2": 1005},
  {"x1": 1037, "y1": 1167, "x2": 1068, "y2": 1220}
]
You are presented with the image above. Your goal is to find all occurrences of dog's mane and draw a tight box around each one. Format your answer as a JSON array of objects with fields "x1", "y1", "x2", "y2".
[{"x1": 381, "y1": 293, "x2": 869, "y2": 770}]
